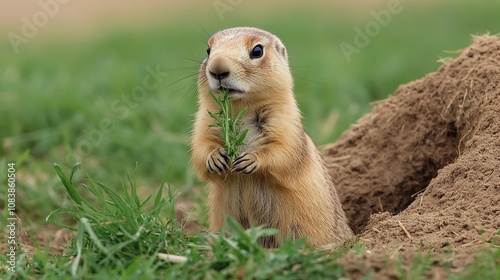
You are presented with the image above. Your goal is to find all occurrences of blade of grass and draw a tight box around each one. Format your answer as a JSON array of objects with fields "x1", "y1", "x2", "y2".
[
  {"x1": 69, "y1": 162, "x2": 81, "y2": 182},
  {"x1": 226, "y1": 218, "x2": 253, "y2": 246},
  {"x1": 53, "y1": 163, "x2": 86, "y2": 207},
  {"x1": 121, "y1": 180, "x2": 133, "y2": 207},
  {"x1": 127, "y1": 168, "x2": 141, "y2": 207},
  {"x1": 79, "y1": 217, "x2": 113, "y2": 259},
  {"x1": 72, "y1": 219, "x2": 85, "y2": 277},
  {"x1": 92, "y1": 180, "x2": 132, "y2": 215},
  {"x1": 154, "y1": 183, "x2": 164, "y2": 206},
  {"x1": 45, "y1": 207, "x2": 79, "y2": 230},
  {"x1": 15, "y1": 149, "x2": 30, "y2": 166}
]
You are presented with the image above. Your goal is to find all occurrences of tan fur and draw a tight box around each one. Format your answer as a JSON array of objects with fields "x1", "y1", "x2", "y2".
[{"x1": 191, "y1": 27, "x2": 353, "y2": 247}]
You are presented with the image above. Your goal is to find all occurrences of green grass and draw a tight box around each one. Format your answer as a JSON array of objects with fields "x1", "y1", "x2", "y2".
[
  {"x1": 2, "y1": 163, "x2": 349, "y2": 279},
  {"x1": 1, "y1": 164, "x2": 498, "y2": 278},
  {"x1": 1, "y1": 0, "x2": 500, "y2": 278}
]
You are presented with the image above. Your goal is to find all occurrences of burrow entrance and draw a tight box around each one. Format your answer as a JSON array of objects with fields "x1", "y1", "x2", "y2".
[{"x1": 323, "y1": 36, "x2": 499, "y2": 235}]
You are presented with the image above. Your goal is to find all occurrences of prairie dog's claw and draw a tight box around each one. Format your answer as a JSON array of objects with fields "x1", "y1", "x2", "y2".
[
  {"x1": 207, "y1": 148, "x2": 230, "y2": 175},
  {"x1": 232, "y1": 152, "x2": 259, "y2": 174}
]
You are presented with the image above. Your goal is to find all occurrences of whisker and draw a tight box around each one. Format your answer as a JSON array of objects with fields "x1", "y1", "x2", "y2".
[
  {"x1": 157, "y1": 73, "x2": 199, "y2": 93},
  {"x1": 196, "y1": 21, "x2": 211, "y2": 41},
  {"x1": 165, "y1": 66, "x2": 199, "y2": 72},
  {"x1": 178, "y1": 81, "x2": 199, "y2": 103},
  {"x1": 293, "y1": 74, "x2": 319, "y2": 85},
  {"x1": 182, "y1": 57, "x2": 203, "y2": 65},
  {"x1": 262, "y1": 21, "x2": 278, "y2": 33}
]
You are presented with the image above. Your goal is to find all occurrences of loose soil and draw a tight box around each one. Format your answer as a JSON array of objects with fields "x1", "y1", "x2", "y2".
[{"x1": 324, "y1": 35, "x2": 500, "y2": 278}]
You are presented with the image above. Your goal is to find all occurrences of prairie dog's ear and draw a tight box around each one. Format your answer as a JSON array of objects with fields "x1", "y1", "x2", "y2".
[{"x1": 274, "y1": 40, "x2": 288, "y2": 65}]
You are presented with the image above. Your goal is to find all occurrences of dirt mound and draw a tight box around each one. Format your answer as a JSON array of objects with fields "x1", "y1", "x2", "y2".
[{"x1": 324, "y1": 35, "x2": 500, "y2": 272}]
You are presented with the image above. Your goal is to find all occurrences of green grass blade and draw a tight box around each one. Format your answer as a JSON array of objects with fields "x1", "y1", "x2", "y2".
[
  {"x1": 72, "y1": 219, "x2": 85, "y2": 277},
  {"x1": 82, "y1": 183, "x2": 107, "y2": 213},
  {"x1": 45, "y1": 208, "x2": 79, "y2": 230},
  {"x1": 121, "y1": 180, "x2": 133, "y2": 206},
  {"x1": 166, "y1": 185, "x2": 176, "y2": 219},
  {"x1": 92, "y1": 180, "x2": 131, "y2": 216},
  {"x1": 208, "y1": 90, "x2": 223, "y2": 107},
  {"x1": 226, "y1": 218, "x2": 253, "y2": 246},
  {"x1": 235, "y1": 129, "x2": 248, "y2": 145},
  {"x1": 53, "y1": 163, "x2": 86, "y2": 207},
  {"x1": 79, "y1": 217, "x2": 113, "y2": 258},
  {"x1": 69, "y1": 162, "x2": 81, "y2": 182},
  {"x1": 128, "y1": 167, "x2": 141, "y2": 207},
  {"x1": 16, "y1": 149, "x2": 30, "y2": 166},
  {"x1": 234, "y1": 107, "x2": 248, "y2": 122},
  {"x1": 154, "y1": 183, "x2": 164, "y2": 206},
  {"x1": 139, "y1": 194, "x2": 153, "y2": 208}
]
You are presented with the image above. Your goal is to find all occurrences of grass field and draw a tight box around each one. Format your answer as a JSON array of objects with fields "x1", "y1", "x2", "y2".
[{"x1": 1, "y1": 0, "x2": 500, "y2": 278}]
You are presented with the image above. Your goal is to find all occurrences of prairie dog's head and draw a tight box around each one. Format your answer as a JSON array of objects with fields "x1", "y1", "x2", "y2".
[{"x1": 198, "y1": 27, "x2": 293, "y2": 100}]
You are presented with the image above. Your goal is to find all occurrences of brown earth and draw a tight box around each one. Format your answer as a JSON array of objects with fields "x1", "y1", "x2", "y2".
[{"x1": 324, "y1": 35, "x2": 500, "y2": 277}]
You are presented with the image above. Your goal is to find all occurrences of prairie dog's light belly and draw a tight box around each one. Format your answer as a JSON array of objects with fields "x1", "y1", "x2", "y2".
[
  {"x1": 238, "y1": 115, "x2": 262, "y2": 153},
  {"x1": 224, "y1": 172, "x2": 279, "y2": 227}
]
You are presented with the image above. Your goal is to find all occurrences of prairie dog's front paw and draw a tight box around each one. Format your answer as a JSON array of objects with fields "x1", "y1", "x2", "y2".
[
  {"x1": 207, "y1": 148, "x2": 230, "y2": 175},
  {"x1": 231, "y1": 152, "x2": 259, "y2": 174}
]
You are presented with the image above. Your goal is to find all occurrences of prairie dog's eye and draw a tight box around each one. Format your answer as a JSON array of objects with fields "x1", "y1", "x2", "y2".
[
  {"x1": 206, "y1": 46, "x2": 211, "y2": 56},
  {"x1": 250, "y1": 44, "x2": 264, "y2": 59}
]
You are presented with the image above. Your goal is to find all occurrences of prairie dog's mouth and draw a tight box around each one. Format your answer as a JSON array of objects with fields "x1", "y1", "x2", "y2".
[
  {"x1": 206, "y1": 76, "x2": 248, "y2": 95},
  {"x1": 218, "y1": 86, "x2": 245, "y2": 94}
]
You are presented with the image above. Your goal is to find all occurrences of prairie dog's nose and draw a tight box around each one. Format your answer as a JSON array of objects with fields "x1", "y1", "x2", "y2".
[
  {"x1": 209, "y1": 70, "x2": 229, "y2": 80},
  {"x1": 207, "y1": 56, "x2": 231, "y2": 81}
]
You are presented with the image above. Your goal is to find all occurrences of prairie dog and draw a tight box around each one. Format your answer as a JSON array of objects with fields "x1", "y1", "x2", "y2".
[{"x1": 191, "y1": 27, "x2": 353, "y2": 247}]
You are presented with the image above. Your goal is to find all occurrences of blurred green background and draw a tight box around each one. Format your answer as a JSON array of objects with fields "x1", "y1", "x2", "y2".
[{"x1": 1, "y1": 0, "x2": 499, "y2": 222}]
